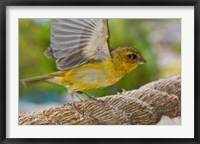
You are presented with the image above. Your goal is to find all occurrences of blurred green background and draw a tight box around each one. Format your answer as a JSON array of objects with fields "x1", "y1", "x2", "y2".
[{"x1": 19, "y1": 19, "x2": 181, "y2": 112}]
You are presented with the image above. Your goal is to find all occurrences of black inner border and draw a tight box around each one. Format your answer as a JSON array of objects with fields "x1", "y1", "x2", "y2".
[{"x1": 0, "y1": 0, "x2": 199, "y2": 144}]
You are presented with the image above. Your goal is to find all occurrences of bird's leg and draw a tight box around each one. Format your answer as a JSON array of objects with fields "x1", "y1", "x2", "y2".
[
  {"x1": 74, "y1": 93, "x2": 84, "y2": 101},
  {"x1": 69, "y1": 93, "x2": 84, "y2": 116},
  {"x1": 77, "y1": 91, "x2": 108, "y2": 106}
]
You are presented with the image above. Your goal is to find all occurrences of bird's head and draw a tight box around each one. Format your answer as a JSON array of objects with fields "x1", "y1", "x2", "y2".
[{"x1": 111, "y1": 47, "x2": 146, "y2": 72}]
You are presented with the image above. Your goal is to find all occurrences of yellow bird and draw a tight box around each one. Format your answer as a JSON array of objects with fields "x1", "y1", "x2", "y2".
[{"x1": 22, "y1": 19, "x2": 146, "y2": 114}]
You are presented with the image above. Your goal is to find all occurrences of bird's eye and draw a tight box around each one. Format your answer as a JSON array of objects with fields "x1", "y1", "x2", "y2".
[{"x1": 128, "y1": 54, "x2": 137, "y2": 60}]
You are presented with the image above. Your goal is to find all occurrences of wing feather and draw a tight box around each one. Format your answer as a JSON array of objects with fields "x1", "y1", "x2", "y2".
[{"x1": 45, "y1": 18, "x2": 111, "y2": 71}]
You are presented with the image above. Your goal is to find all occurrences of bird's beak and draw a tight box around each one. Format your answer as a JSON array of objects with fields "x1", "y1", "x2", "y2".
[{"x1": 138, "y1": 57, "x2": 146, "y2": 64}]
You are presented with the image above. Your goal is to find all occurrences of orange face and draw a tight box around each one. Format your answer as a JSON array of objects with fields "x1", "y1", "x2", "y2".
[{"x1": 111, "y1": 47, "x2": 146, "y2": 72}]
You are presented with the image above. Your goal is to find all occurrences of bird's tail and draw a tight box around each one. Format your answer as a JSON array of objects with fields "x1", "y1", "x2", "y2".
[{"x1": 21, "y1": 71, "x2": 66, "y2": 87}]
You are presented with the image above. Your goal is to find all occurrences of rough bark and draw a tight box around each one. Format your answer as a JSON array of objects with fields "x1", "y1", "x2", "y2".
[{"x1": 19, "y1": 74, "x2": 181, "y2": 125}]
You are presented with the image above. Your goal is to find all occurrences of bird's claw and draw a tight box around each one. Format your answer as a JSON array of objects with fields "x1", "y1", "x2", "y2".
[
  {"x1": 69, "y1": 102, "x2": 84, "y2": 116},
  {"x1": 88, "y1": 96, "x2": 108, "y2": 107}
]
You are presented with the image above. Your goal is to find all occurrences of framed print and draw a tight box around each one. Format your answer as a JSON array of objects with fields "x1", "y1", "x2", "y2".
[{"x1": 0, "y1": 0, "x2": 200, "y2": 143}]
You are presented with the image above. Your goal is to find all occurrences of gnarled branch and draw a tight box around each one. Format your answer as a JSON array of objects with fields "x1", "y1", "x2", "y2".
[{"x1": 19, "y1": 74, "x2": 181, "y2": 125}]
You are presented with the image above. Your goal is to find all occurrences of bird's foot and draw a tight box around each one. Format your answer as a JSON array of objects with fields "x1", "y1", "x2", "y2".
[
  {"x1": 70, "y1": 102, "x2": 84, "y2": 116},
  {"x1": 77, "y1": 91, "x2": 109, "y2": 107},
  {"x1": 87, "y1": 96, "x2": 108, "y2": 107}
]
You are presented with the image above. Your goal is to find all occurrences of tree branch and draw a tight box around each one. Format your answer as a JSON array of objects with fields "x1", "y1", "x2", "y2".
[{"x1": 19, "y1": 74, "x2": 181, "y2": 125}]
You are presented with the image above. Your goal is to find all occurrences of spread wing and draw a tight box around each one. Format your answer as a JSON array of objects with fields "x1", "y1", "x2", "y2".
[{"x1": 45, "y1": 19, "x2": 111, "y2": 71}]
